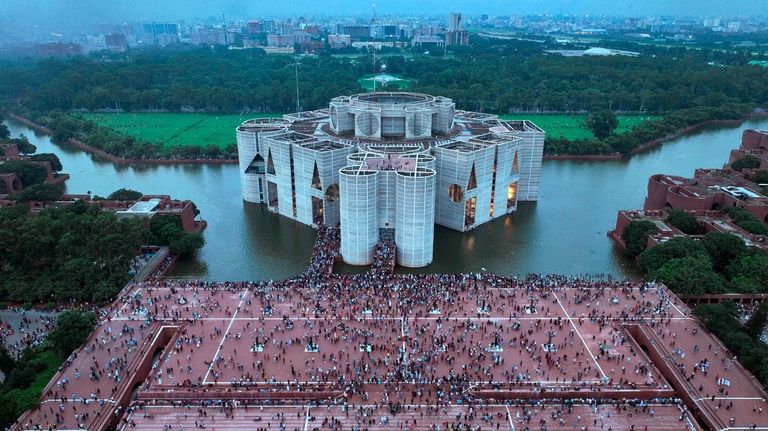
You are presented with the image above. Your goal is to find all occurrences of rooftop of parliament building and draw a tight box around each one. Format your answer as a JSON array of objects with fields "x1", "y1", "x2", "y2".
[{"x1": 236, "y1": 91, "x2": 545, "y2": 268}]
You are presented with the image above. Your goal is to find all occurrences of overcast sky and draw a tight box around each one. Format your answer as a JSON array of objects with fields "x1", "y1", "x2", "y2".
[{"x1": 1, "y1": 0, "x2": 766, "y2": 40}]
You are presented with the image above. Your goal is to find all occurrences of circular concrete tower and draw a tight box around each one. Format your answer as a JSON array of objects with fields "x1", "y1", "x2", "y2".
[
  {"x1": 395, "y1": 167, "x2": 437, "y2": 267},
  {"x1": 339, "y1": 167, "x2": 379, "y2": 265}
]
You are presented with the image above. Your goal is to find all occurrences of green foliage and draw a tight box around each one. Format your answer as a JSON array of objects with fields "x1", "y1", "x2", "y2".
[
  {"x1": 10, "y1": 183, "x2": 63, "y2": 202},
  {"x1": 702, "y1": 231, "x2": 747, "y2": 273},
  {"x1": 14, "y1": 137, "x2": 36, "y2": 155},
  {"x1": 621, "y1": 220, "x2": 657, "y2": 257},
  {"x1": 750, "y1": 170, "x2": 768, "y2": 184},
  {"x1": 0, "y1": 160, "x2": 47, "y2": 187},
  {"x1": 695, "y1": 301, "x2": 768, "y2": 391},
  {"x1": 0, "y1": 122, "x2": 9, "y2": 140},
  {"x1": 665, "y1": 209, "x2": 703, "y2": 234},
  {"x1": 4, "y1": 361, "x2": 35, "y2": 389},
  {"x1": 725, "y1": 206, "x2": 768, "y2": 235},
  {"x1": 0, "y1": 203, "x2": 148, "y2": 302},
  {"x1": 638, "y1": 236, "x2": 707, "y2": 274},
  {"x1": 0, "y1": 344, "x2": 14, "y2": 375},
  {"x1": 28, "y1": 153, "x2": 63, "y2": 172},
  {"x1": 585, "y1": 110, "x2": 619, "y2": 140},
  {"x1": 0, "y1": 346, "x2": 63, "y2": 428},
  {"x1": 726, "y1": 251, "x2": 768, "y2": 293},
  {"x1": 732, "y1": 155, "x2": 761, "y2": 171},
  {"x1": 150, "y1": 215, "x2": 204, "y2": 256},
  {"x1": 49, "y1": 310, "x2": 96, "y2": 359},
  {"x1": 745, "y1": 302, "x2": 768, "y2": 340},
  {"x1": 108, "y1": 188, "x2": 143, "y2": 201},
  {"x1": 648, "y1": 254, "x2": 725, "y2": 294}
]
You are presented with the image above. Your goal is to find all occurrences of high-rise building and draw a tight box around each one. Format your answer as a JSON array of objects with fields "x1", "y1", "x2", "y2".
[
  {"x1": 446, "y1": 12, "x2": 469, "y2": 46},
  {"x1": 237, "y1": 92, "x2": 544, "y2": 268}
]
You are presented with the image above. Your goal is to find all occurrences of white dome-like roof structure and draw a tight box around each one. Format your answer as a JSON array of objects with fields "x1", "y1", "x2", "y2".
[{"x1": 584, "y1": 47, "x2": 614, "y2": 56}]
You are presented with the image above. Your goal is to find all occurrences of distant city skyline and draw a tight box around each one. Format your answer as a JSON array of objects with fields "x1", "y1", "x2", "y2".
[{"x1": 3, "y1": 0, "x2": 767, "y2": 30}]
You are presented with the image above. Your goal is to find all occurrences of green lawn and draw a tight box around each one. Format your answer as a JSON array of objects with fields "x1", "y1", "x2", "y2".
[
  {"x1": 81, "y1": 112, "x2": 659, "y2": 149},
  {"x1": 499, "y1": 114, "x2": 660, "y2": 140},
  {"x1": 80, "y1": 112, "x2": 280, "y2": 150}
]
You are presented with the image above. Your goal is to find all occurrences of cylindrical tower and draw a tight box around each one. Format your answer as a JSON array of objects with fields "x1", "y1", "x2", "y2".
[
  {"x1": 236, "y1": 119, "x2": 289, "y2": 204},
  {"x1": 236, "y1": 125, "x2": 261, "y2": 203},
  {"x1": 395, "y1": 167, "x2": 436, "y2": 268},
  {"x1": 434, "y1": 97, "x2": 455, "y2": 133},
  {"x1": 339, "y1": 167, "x2": 379, "y2": 265}
]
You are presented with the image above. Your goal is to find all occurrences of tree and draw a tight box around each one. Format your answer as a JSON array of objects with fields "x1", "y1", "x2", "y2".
[
  {"x1": 621, "y1": 220, "x2": 657, "y2": 257},
  {"x1": 665, "y1": 209, "x2": 702, "y2": 234},
  {"x1": 745, "y1": 302, "x2": 768, "y2": 340},
  {"x1": 0, "y1": 123, "x2": 9, "y2": 140},
  {"x1": 49, "y1": 310, "x2": 96, "y2": 359},
  {"x1": 702, "y1": 231, "x2": 747, "y2": 272},
  {"x1": 108, "y1": 188, "x2": 143, "y2": 201},
  {"x1": 14, "y1": 137, "x2": 36, "y2": 155},
  {"x1": 727, "y1": 251, "x2": 768, "y2": 293},
  {"x1": 649, "y1": 255, "x2": 725, "y2": 294},
  {"x1": 695, "y1": 301, "x2": 741, "y2": 337},
  {"x1": 170, "y1": 233, "x2": 205, "y2": 256},
  {"x1": 29, "y1": 153, "x2": 63, "y2": 172},
  {"x1": 638, "y1": 236, "x2": 707, "y2": 274},
  {"x1": 731, "y1": 155, "x2": 761, "y2": 171},
  {"x1": 11, "y1": 183, "x2": 63, "y2": 202},
  {"x1": 750, "y1": 170, "x2": 768, "y2": 184},
  {"x1": 585, "y1": 110, "x2": 618, "y2": 140},
  {"x1": 0, "y1": 160, "x2": 48, "y2": 187}
]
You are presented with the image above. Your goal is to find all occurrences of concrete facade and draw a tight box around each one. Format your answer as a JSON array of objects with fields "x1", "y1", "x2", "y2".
[{"x1": 236, "y1": 92, "x2": 544, "y2": 268}]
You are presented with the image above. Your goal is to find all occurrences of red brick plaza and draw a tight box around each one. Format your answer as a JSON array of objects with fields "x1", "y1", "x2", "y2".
[{"x1": 13, "y1": 226, "x2": 768, "y2": 430}]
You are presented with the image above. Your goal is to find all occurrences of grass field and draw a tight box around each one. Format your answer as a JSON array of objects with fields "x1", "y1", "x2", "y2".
[
  {"x1": 80, "y1": 112, "x2": 280, "y2": 150},
  {"x1": 81, "y1": 112, "x2": 659, "y2": 150},
  {"x1": 499, "y1": 114, "x2": 660, "y2": 140}
]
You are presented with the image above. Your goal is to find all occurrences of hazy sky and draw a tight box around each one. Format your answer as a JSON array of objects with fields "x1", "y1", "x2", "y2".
[{"x1": 1, "y1": 0, "x2": 766, "y2": 39}]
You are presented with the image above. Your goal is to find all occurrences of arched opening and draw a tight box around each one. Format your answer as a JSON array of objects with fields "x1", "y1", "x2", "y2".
[
  {"x1": 325, "y1": 184, "x2": 339, "y2": 202},
  {"x1": 464, "y1": 197, "x2": 476, "y2": 228},
  {"x1": 312, "y1": 197, "x2": 324, "y2": 225},
  {"x1": 711, "y1": 203, "x2": 721, "y2": 211},
  {"x1": 448, "y1": 184, "x2": 463, "y2": 202},
  {"x1": 664, "y1": 202, "x2": 673, "y2": 209}
]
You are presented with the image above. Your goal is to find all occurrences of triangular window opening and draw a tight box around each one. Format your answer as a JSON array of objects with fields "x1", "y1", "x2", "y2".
[
  {"x1": 267, "y1": 149, "x2": 275, "y2": 174},
  {"x1": 467, "y1": 163, "x2": 477, "y2": 190},
  {"x1": 512, "y1": 151, "x2": 519, "y2": 176},
  {"x1": 311, "y1": 161, "x2": 322, "y2": 190}
]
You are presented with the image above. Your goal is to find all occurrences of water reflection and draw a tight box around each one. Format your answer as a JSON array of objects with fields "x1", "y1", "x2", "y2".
[{"x1": 6, "y1": 118, "x2": 766, "y2": 281}]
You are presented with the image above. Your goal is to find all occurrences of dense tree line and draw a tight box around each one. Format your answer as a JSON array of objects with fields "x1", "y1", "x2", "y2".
[
  {"x1": 622, "y1": 219, "x2": 768, "y2": 295},
  {"x1": 696, "y1": 301, "x2": 768, "y2": 390},
  {"x1": 0, "y1": 41, "x2": 765, "y2": 157},
  {"x1": 0, "y1": 203, "x2": 146, "y2": 302},
  {"x1": 0, "y1": 198, "x2": 204, "y2": 303},
  {"x1": 0, "y1": 310, "x2": 96, "y2": 428}
]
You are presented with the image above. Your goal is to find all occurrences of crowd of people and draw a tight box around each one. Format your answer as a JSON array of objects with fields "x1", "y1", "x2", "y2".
[
  {"x1": 12, "y1": 227, "x2": 753, "y2": 431},
  {"x1": 0, "y1": 309, "x2": 57, "y2": 358}
]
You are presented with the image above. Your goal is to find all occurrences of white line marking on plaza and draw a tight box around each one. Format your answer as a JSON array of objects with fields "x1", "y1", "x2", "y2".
[
  {"x1": 203, "y1": 289, "x2": 249, "y2": 384},
  {"x1": 303, "y1": 405, "x2": 311, "y2": 431},
  {"x1": 552, "y1": 291, "x2": 607, "y2": 381},
  {"x1": 505, "y1": 404, "x2": 516, "y2": 431},
  {"x1": 696, "y1": 396, "x2": 765, "y2": 401}
]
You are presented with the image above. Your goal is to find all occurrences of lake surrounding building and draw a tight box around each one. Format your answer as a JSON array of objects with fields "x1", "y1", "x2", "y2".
[{"x1": 236, "y1": 92, "x2": 544, "y2": 267}]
